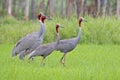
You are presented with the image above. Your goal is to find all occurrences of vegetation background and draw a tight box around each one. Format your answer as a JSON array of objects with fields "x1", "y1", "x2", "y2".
[{"x1": 0, "y1": 0, "x2": 120, "y2": 44}]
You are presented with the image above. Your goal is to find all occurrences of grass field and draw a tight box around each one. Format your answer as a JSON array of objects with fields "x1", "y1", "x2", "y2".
[
  {"x1": 0, "y1": 16, "x2": 120, "y2": 80},
  {"x1": 0, "y1": 44, "x2": 120, "y2": 80}
]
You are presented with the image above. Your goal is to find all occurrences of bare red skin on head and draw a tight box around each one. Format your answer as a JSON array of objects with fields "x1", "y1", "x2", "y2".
[
  {"x1": 56, "y1": 24, "x2": 59, "y2": 33},
  {"x1": 41, "y1": 16, "x2": 46, "y2": 23},
  {"x1": 38, "y1": 13, "x2": 42, "y2": 20},
  {"x1": 79, "y1": 18, "x2": 82, "y2": 27}
]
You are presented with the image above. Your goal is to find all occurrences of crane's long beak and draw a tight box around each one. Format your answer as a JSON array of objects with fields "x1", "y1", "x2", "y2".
[
  {"x1": 84, "y1": 20, "x2": 87, "y2": 22},
  {"x1": 46, "y1": 16, "x2": 52, "y2": 20},
  {"x1": 83, "y1": 19, "x2": 87, "y2": 22},
  {"x1": 59, "y1": 26, "x2": 64, "y2": 28}
]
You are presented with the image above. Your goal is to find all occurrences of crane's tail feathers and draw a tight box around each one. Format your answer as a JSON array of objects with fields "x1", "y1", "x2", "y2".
[
  {"x1": 19, "y1": 52, "x2": 25, "y2": 60},
  {"x1": 12, "y1": 47, "x2": 17, "y2": 57},
  {"x1": 12, "y1": 46, "x2": 21, "y2": 57}
]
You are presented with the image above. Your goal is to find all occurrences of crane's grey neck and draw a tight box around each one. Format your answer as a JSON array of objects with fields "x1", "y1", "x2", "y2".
[
  {"x1": 75, "y1": 27, "x2": 82, "y2": 43},
  {"x1": 38, "y1": 21, "x2": 46, "y2": 41},
  {"x1": 55, "y1": 33, "x2": 60, "y2": 48}
]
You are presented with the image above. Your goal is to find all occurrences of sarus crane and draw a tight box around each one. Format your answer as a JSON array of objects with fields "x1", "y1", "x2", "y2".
[
  {"x1": 28, "y1": 24, "x2": 63, "y2": 65},
  {"x1": 55, "y1": 17, "x2": 86, "y2": 66},
  {"x1": 12, "y1": 13, "x2": 47, "y2": 60}
]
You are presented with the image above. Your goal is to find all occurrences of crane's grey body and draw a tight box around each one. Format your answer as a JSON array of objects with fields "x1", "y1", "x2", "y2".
[
  {"x1": 28, "y1": 33, "x2": 60, "y2": 61},
  {"x1": 12, "y1": 21, "x2": 46, "y2": 58},
  {"x1": 56, "y1": 28, "x2": 81, "y2": 53}
]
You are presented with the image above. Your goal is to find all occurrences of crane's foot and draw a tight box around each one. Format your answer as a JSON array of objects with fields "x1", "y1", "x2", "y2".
[
  {"x1": 41, "y1": 63, "x2": 45, "y2": 66},
  {"x1": 32, "y1": 58, "x2": 34, "y2": 61},
  {"x1": 60, "y1": 61, "x2": 65, "y2": 67},
  {"x1": 40, "y1": 57, "x2": 46, "y2": 66},
  {"x1": 60, "y1": 53, "x2": 66, "y2": 67},
  {"x1": 40, "y1": 61, "x2": 46, "y2": 67},
  {"x1": 28, "y1": 59, "x2": 31, "y2": 63}
]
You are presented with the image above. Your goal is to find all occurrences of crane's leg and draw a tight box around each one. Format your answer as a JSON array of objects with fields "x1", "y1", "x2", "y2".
[
  {"x1": 28, "y1": 55, "x2": 33, "y2": 63},
  {"x1": 28, "y1": 56, "x2": 34, "y2": 63},
  {"x1": 63, "y1": 54, "x2": 66, "y2": 65},
  {"x1": 28, "y1": 57, "x2": 31, "y2": 63},
  {"x1": 41, "y1": 57, "x2": 46, "y2": 65},
  {"x1": 60, "y1": 53, "x2": 66, "y2": 66},
  {"x1": 25, "y1": 49, "x2": 35, "y2": 61}
]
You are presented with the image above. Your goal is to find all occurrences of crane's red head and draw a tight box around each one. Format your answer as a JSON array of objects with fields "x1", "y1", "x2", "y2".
[
  {"x1": 56, "y1": 24, "x2": 63, "y2": 33},
  {"x1": 37, "y1": 12, "x2": 43, "y2": 20},
  {"x1": 41, "y1": 15, "x2": 46, "y2": 23},
  {"x1": 56, "y1": 24, "x2": 61, "y2": 33},
  {"x1": 56, "y1": 24, "x2": 59, "y2": 33},
  {"x1": 79, "y1": 17, "x2": 85, "y2": 27}
]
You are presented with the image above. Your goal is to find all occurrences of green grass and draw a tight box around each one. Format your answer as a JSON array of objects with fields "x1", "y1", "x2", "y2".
[{"x1": 0, "y1": 44, "x2": 120, "y2": 80}]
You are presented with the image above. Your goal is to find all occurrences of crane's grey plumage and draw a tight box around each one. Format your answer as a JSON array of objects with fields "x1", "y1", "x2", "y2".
[
  {"x1": 55, "y1": 17, "x2": 85, "y2": 65},
  {"x1": 12, "y1": 13, "x2": 47, "y2": 60},
  {"x1": 18, "y1": 20, "x2": 46, "y2": 59},
  {"x1": 28, "y1": 24, "x2": 62, "y2": 65}
]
